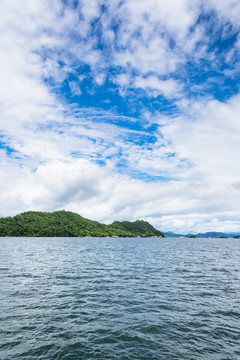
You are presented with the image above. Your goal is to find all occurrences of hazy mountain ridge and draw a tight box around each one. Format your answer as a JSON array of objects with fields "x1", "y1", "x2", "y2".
[
  {"x1": 164, "y1": 231, "x2": 240, "y2": 238},
  {"x1": 0, "y1": 211, "x2": 164, "y2": 238}
]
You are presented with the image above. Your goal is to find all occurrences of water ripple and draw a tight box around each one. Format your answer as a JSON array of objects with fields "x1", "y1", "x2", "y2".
[{"x1": 0, "y1": 237, "x2": 240, "y2": 359}]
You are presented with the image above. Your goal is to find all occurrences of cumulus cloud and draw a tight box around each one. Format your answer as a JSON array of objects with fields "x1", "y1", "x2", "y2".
[
  {"x1": 162, "y1": 95, "x2": 240, "y2": 183},
  {"x1": 1, "y1": 155, "x2": 239, "y2": 233}
]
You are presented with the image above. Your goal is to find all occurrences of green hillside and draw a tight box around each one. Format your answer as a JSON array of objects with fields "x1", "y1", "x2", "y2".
[
  {"x1": 109, "y1": 220, "x2": 164, "y2": 237},
  {"x1": 0, "y1": 211, "x2": 164, "y2": 238}
]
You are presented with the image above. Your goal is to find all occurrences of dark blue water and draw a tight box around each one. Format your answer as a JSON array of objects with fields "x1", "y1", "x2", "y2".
[{"x1": 0, "y1": 237, "x2": 240, "y2": 360}]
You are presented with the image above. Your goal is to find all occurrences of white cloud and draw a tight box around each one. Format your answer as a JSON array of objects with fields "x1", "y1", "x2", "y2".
[
  {"x1": 205, "y1": 0, "x2": 240, "y2": 28},
  {"x1": 94, "y1": 73, "x2": 106, "y2": 86},
  {"x1": 1, "y1": 155, "x2": 239, "y2": 233},
  {"x1": 161, "y1": 95, "x2": 240, "y2": 183},
  {"x1": 134, "y1": 76, "x2": 182, "y2": 98},
  {"x1": 0, "y1": 0, "x2": 240, "y2": 234},
  {"x1": 69, "y1": 81, "x2": 82, "y2": 96},
  {"x1": 109, "y1": 0, "x2": 201, "y2": 79},
  {"x1": 114, "y1": 37, "x2": 179, "y2": 76}
]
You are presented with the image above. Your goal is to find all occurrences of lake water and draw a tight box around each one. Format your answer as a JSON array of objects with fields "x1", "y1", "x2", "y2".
[{"x1": 0, "y1": 237, "x2": 240, "y2": 360}]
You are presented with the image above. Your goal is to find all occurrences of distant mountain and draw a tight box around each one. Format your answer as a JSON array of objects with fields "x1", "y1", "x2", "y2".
[
  {"x1": 195, "y1": 232, "x2": 228, "y2": 238},
  {"x1": 0, "y1": 211, "x2": 164, "y2": 238},
  {"x1": 163, "y1": 231, "x2": 184, "y2": 238},
  {"x1": 164, "y1": 231, "x2": 240, "y2": 238},
  {"x1": 226, "y1": 233, "x2": 240, "y2": 237}
]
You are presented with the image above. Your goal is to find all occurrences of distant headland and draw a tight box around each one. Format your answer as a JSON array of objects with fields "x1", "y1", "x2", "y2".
[{"x1": 0, "y1": 211, "x2": 164, "y2": 238}]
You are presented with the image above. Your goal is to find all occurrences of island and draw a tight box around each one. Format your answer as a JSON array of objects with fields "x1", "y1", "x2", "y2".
[{"x1": 0, "y1": 211, "x2": 164, "y2": 238}]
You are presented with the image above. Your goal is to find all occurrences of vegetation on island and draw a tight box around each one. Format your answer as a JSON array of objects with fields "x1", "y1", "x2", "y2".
[{"x1": 0, "y1": 211, "x2": 164, "y2": 238}]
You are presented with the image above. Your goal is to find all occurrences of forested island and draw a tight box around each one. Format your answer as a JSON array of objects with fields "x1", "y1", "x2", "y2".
[{"x1": 0, "y1": 211, "x2": 164, "y2": 238}]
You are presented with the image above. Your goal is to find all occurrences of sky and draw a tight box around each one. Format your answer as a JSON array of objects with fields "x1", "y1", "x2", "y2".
[{"x1": 0, "y1": 0, "x2": 240, "y2": 233}]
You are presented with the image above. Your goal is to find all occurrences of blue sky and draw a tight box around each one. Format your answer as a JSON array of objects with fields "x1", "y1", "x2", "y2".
[{"x1": 0, "y1": 0, "x2": 240, "y2": 233}]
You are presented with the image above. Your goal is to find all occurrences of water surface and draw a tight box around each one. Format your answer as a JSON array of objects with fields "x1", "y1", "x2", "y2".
[{"x1": 0, "y1": 237, "x2": 240, "y2": 359}]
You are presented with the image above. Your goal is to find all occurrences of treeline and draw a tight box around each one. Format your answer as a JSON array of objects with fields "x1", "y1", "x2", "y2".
[{"x1": 0, "y1": 211, "x2": 164, "y2": 238}]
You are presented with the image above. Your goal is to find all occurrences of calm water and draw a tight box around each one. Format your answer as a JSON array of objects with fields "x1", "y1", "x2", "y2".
[{"x1": 0, "y1": 237, "x2": 240, "y2": 360}]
